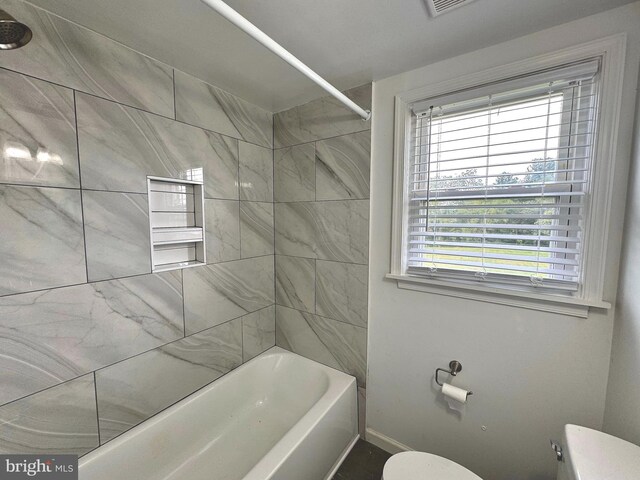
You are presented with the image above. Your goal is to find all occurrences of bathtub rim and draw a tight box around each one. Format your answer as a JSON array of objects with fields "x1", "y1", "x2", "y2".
[{"x1": 79, "y1": 345, "x2": 359, "y2": 477}]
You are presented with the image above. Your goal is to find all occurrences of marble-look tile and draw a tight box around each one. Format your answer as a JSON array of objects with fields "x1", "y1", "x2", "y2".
[
  {"x1": 77, "y1": 93, "x2": 239, "y2": 199},
  {"x1": 240, "y1": 202, "x2": 274, "y2": 258},
  {"x1": 274, "y1": 144, "x2": 315, "y2": 202},
  {"x1": 175, "y1": 71, "x2": 273, "y2": 148},
  {"x1": 314, "y1": 201, "x2": 369, "y2": 264},
  {"x1": 316, "y1": 261, "x2": 368, "y2": 327},
  {"x1": 0, "y1": 272, "x2": 183, "y2": 406},
  {"x1": 0, "y1": 374, "x2": 98, "y2": 455},
  {"x1": 316, "y1": 130, "x2": 371, "y2": 200},
  {"x1": 242, "y1": 306, "x2": 276, "y2": 362},
  {"x1": 0, "y1": 0, "x2": 173, "y2": 117},
  {"x1": 274, "y1": 84, "x2": 372, "y2": 148},
  {"x1": 239, "y1": 142, "x2": 273, "y2": 202},
  {"x1": 276, "y1": 306, "x2": 367, "y2": 386},
  {"x1": 183, "y1": 257, "x2": 274, "y2": 335},
  {"x1": 205, "y1": 199, "x2": 240, "y2": 264},
  {"x1": 274, "y1": 202, "x2": 317, "y2": 259},
  {"x1": 0, "y1": 185, "x2": 86, "y2": 296},
  {"x1": 96, "y1": 319, "x2": 242, "y2": 443},
  {"x1": 275, "y1": 201, "x2": 369, "y2": 264},
  {"x1": 275, "y1": 255, "x2": 315, "y2": 313},
  {"x1": 0, "y1": 68, "x2": 78, "y2": 188},
  {"x1": 83, "y1": 191, "x2": 151, "y2": 282}
]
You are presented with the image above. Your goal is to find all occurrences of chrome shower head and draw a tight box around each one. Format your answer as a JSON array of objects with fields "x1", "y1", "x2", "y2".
[{"x1": 0, "y1": 9, "x2": 32, "y2": 50}]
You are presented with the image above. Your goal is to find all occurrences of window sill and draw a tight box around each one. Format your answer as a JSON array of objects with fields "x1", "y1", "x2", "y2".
[{"x1": 385, "y1": 273, "x2": 611, "y2": 318}]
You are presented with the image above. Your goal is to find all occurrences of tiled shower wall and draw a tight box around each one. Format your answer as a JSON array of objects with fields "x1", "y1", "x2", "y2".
[
  {"x1": 272, "y1": 84, "x2": 372, "y2": 429},
  {"x1": 0, "y1": 0, "x2": 275, "y2": 455}
]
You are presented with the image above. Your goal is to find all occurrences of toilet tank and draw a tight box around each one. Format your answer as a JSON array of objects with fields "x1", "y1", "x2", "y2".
[{"x1": 556, "y1": 424, "x2": 640, "y2": 480}]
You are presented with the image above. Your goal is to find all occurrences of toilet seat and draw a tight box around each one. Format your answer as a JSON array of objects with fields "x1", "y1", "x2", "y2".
[{"x1": 382, "y1": 451, "x2": 482, "y2": 480}]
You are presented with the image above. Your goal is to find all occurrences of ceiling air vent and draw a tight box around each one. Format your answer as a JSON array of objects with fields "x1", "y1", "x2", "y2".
[{"x1": 425, "y1": 0, "x2": 477, "y2": 17}]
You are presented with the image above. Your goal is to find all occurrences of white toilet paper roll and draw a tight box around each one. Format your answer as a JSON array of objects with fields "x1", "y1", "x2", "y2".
[{"x1": 441, "y1": 383, "x2": 470, "y2": 403}]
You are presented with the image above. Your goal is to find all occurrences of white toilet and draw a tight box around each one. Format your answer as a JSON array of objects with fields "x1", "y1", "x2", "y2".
[
  {"x1": 557, "y1": 424, "x2": 640, "y2": 480},
  {"x1": 382, "y1": 424, "x2": 640, "y2": 480}
]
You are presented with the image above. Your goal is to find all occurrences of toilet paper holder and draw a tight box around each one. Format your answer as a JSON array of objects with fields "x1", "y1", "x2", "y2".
[{"x1": 435, "y1": 360, "x2": 473, "y2": 395}]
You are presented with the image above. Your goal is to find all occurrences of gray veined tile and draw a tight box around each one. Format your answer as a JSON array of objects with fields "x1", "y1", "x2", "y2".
[
  {"x1": 83, "y1": 191, "x2": 151, "y2": 282},
  {"x1": 0, "y1": 68, "x2": 79, "y2": 188},
  {"x1": 0, "y1": 185, "x2": 86, "y2": 296},
  {"x1": 0, "y1": 0, "x2": 174, "y2": 117},
  {"x1": 314, "y1": 201, "x2": 370, "y2": 264},
  {"x1": 96, "y1": 318, "x2": 242, "y2": 443},
  {"x1": 175, "y1": 71, "x2": 273, "y2": 148},
  {"x1": 0, "y1": 374, "x2": 99, "y2": 455},
  {"x1": 183, "y1": 257, "x2": 274, "y2": 335},
  {"x1": 77, "y1": 93, "x2": 239, "y2": 199},
  {"x1": 274, "y1": 202, "x2": 317, "y2": 259},
  {"x1": 0, "y1": 272, "x2": 184, "y2": 406},
  {"x1": 205, "y1": 199, "x2": 240, "y2": 264},
  {"x1": 274, "y1": 201, "x2": 369, "y2": 264},
  {"x1": 316, "y1": 261, "x2": 368, "y2": 327},
  {"x1": 239, "y1": 142, "x2": 273, "y2": 202},
  {"x1": 240, "y1": 202, "x2": 274, "y2": 258},
  {"x1": 242, "y1": 306, "x2": 276, "y2": 362},
  {"x1": 274, "y1": 144, "x2": 315, "y2": 202},
  {"x1": 316, "y1": 130, "x2": 371, "y2": 200},
  {"x1": 275, "y1": 306, "x2": 367, "y2": 386},
  {"x1": 276, "y1": 255, "x2": 315, "y2": 313},
  {"x1": 274, "y1": 84, "x2": 372, "y2": 148}
]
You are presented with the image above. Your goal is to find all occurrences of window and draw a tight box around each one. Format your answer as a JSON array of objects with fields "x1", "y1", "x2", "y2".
[
  {"x1": 390, "y1": 37, "x2": 627, "y2": 312},
  {"x1": 407, "y1": 61, "x2": 599, "y2": 293}
]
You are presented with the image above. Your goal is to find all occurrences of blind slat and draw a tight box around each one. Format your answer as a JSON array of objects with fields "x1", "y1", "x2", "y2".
[
  {"x1": 414, "y1": 103, "x2": 595, "y2": 137},
  {"x1": 408, "y1": 231, "x2": 582, "y2": 243},
  {"x1": 406, "y1": 257, "x2": 580, "y2": 277},
  {"x1": 408, "y1": 240, "x2": 580, "y2": 255},
  {"x1": 408, "y1": 249, "x2": 579, "y2": 266},
  {"x1": 406, "y1": 267, "x2": 580, "y2": 291}
]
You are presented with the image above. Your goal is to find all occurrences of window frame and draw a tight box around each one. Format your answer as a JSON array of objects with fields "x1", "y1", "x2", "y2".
[{"x1": 388, "y1": 35, "x2": 627, "y2": 317}]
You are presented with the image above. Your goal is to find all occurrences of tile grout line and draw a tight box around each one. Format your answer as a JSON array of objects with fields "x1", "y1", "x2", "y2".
[
  {"x1": 93, "y1": 371, "x2": 102, "y2": 446},
  {"x1": 277, "y1": 303, "x2": 367, "y2": 330},
  {"x1": 0, "y1": 183, "x2": 294, "y2": 204},
  {"x1": 181, "y1": 270, "x2": 186, "y2": 338},
  {"x1": 0, "y1": 254, "x2": 275, "y2": 300},
  {"x1": 0, "y1": 305, "x2": 273, "y2": 411},
  {"x1": 172, "y1": 68, "x2": 177, "y2": 121},
  {"x1": 81, "y1": 341, "x2": 277, "y2": 452},
  {"x1": 73, "y1": 90, "x2": 91, "y2": 284},
  {"x1": 272, "y1": 116, "x2": 278, "y2": 344},
  {"x1": 273, "y1": 126, "x2": 372, "y2": 151},
  {"x1": 0, "y1": 65, "x2": 274, "y2": 151}
]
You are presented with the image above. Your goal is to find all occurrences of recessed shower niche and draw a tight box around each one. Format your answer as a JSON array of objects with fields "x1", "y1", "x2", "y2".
[{"x1": 147, "y1": 176, "x2": 206, "y2": 272}]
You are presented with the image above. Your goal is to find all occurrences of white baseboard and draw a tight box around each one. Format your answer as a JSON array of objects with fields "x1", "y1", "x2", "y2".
[
  {"x1": 324, "y1": 434, "x2": 360, "y2": 480},
  {"x1": 365, "y1": 428, "x2": 413, "y2": 455}
]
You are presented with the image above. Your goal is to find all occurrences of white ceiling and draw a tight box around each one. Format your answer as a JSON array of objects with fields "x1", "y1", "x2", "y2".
[{"x1": 26, "y1": 0, "x2": 636, "y2": 112}]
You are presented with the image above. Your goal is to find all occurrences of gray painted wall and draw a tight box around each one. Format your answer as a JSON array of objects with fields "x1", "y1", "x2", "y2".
[
  {"x1": 367, "y1": 4, "x2": 640, "y2": 480},
  {"x1": 0, "y1": 0, "x2": 275, "y2": 455},
  {"x1": 603, "y1": 68, "x2": 640, "y2": 445}
]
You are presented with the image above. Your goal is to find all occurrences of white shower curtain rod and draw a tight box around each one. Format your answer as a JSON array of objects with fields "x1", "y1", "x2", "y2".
[{"x1": 199, "y1": 0, "x2": 372, "y2": 121}]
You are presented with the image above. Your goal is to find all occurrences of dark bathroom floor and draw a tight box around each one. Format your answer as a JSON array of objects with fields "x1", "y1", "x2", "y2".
[{"x1": 332, "y1": 439, "x2": 392, "y2": 480}]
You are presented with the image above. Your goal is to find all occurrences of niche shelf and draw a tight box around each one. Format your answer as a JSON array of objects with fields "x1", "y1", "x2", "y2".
[{"x1": 147, "y1": 176, "x2": 206, "y2": 272}]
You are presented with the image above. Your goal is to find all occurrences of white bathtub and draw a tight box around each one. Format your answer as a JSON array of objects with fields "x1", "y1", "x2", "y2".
[{"x1": 79, "y1": 347, "x2": 358, "y2": 480}]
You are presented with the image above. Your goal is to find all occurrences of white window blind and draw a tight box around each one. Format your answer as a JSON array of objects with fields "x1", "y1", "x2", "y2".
[{"x1": 407, "y1": 60, "x2": 600, "y2": 292}]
